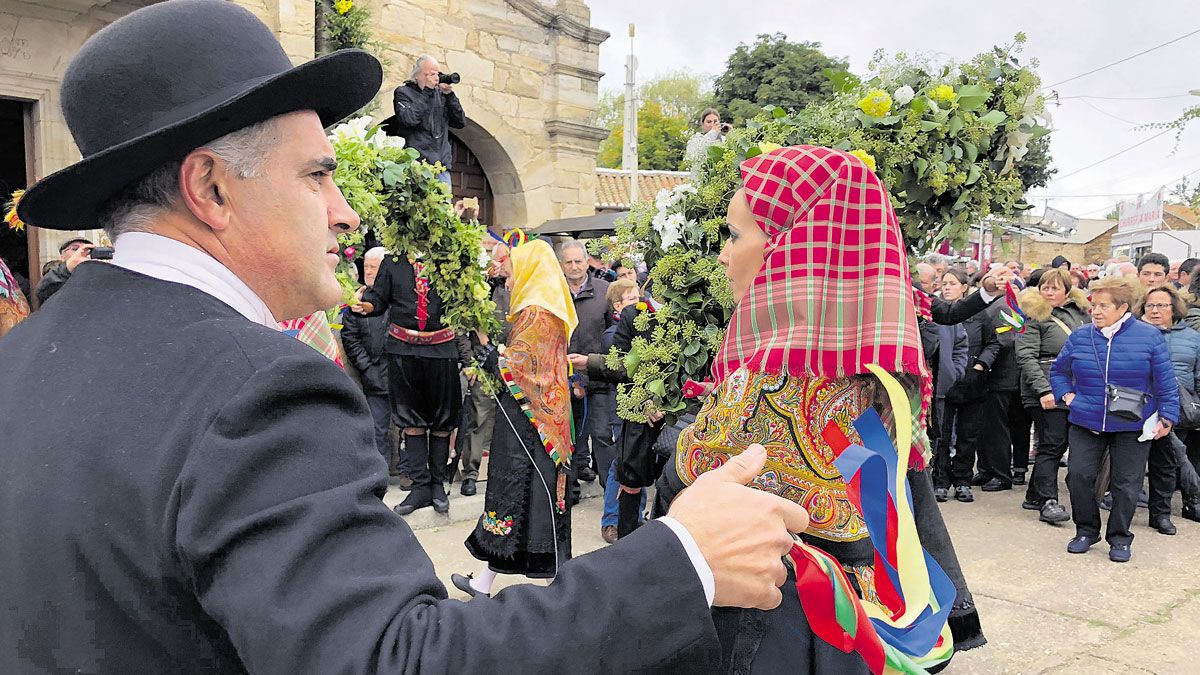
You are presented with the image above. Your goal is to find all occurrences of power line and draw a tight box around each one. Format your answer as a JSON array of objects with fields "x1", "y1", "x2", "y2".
[
  {"x1": 1052, "y1": 129, "x2": 1173, "y2": 181},
  {"x1": 1059, "y1": 94, "x2": 1195, "y2": 101},
  {"x1": 1044, "y1": 27, "x2": 1200, "y2": 90},
  {"x1": 1077, "y1": 98, "x2": 1142, "y2": 126}
]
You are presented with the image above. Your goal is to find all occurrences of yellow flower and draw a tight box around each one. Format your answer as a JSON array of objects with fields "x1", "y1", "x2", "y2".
[
  {"x1": 4, "y1": 189, "x2": 23, "y2": 233},
  {"x1": 848, "y1": 150, "x2": 877, "y2": 172},
  {"x1": 334, "y1": 0, "x2": 353, "y2": 15},
  {"x1": 857, "y1": 89, "x2": 893, "y2": 117},
  {"x1": 757, "y1": 142, "x2": 782, "y2": 154},
  {"x1": 930, "y1": 84, "x2": 956, "y2": 103}
]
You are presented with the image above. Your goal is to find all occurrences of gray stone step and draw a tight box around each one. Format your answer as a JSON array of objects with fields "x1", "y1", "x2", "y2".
[{"x1": 384, "y1": 477, "x2": 604, "y2": 531}]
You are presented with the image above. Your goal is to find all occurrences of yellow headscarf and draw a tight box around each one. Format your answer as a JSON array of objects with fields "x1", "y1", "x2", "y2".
[{"x1": 506, "y1": 238, "x2": 578, "y2": 341}]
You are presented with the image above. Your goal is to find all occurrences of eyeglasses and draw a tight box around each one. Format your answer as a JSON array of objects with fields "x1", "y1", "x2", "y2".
[{"x1": 1144, "y1": 303, "x2": 1172, "y2": 311}]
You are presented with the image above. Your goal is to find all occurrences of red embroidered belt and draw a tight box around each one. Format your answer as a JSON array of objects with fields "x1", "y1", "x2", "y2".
[{"x1": 388, "y1": 323, "x2": 456, "y2": 345}]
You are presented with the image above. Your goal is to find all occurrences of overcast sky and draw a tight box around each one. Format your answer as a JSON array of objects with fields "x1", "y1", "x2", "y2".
[{"x1": 588, "y1": 1, "x2": 1200, "y2": 221}]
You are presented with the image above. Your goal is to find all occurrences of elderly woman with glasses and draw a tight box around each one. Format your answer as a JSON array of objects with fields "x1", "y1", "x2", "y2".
[
  {"x1": 1049, "y1": 276, "x2": 1179, "y2": 563},
  {"x1": 1138, "y1": 284, "x2": 1200, "y2": 531}
]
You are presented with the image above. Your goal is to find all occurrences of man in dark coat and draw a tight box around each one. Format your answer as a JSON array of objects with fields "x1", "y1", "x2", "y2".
[
  {"x1": 559, "y1": 238, "x2": 613, "y2": 485},
  {"x1": 341, "y1": 247, "x2": 393, "y2": 466},
  {"x1": 0, "y1": 4, "x2": 810, "y2": 671},
  {"x1": 387, "y1": 54, "x2": 465, "y2": 182},
  {"x1": 34, "y1": 237, "x2": 93, "y2": 306}
]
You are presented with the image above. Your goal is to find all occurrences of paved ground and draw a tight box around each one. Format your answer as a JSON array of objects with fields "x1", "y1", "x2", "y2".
[{"x1": 388, "y1": 476, "x2": 1200, "y2": 674}]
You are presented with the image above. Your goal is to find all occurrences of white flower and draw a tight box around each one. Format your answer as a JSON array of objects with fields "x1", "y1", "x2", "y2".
[
  {"x1": 330, "y1": 116, "x2": 373, "y2": 145},
  {"x1": 654, "y1": 188, "x2": 674, "y2": 211},
  {"x1": 893, "y1": 85, "x2": 915, "y2": 106},
  {"x1": 653, "y1": 212, "x2": 687, "y2": 250},
  {"x1": 373, "y1": 133, "x2": 405, "y2": 150},
  {"x1": 673, "y1": 183, "x2": 697, "y2": 197}
]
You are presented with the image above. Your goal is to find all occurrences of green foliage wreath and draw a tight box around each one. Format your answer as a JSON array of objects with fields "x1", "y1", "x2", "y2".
[{"x1": 328, "y1": 117, "x2": 499, "y2": 337}]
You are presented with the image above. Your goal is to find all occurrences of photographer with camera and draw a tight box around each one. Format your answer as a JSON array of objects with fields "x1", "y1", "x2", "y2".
[
  {"x1": 684, "y1": 108, "x2": 730, "y2": 175},
  {"x1": 391, "y1": 55, "x2": 465, "y2": 187},
  {"x1": 34, "y1": 237, "x2": 113, "y2": 306}
]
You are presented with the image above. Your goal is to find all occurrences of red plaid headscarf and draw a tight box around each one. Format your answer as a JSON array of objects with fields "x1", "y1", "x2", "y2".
[{"x1": 713, "y1": 146, "x2": 930, "y2": 398}]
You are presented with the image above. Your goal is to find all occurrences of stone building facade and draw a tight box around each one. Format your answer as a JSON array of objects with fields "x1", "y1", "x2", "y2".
[{"x1": 0, "y1": 0, "x2": 609, "y2": 294}]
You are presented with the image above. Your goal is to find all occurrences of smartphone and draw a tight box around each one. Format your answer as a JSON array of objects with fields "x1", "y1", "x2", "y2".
[{"x1": 89, "y1": 246, "x2": 114, "y2": 260}]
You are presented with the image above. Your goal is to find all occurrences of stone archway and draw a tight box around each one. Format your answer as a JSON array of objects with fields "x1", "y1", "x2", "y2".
[{"x1": 450, "y1": 117, "x2": 527, "y2": 229}]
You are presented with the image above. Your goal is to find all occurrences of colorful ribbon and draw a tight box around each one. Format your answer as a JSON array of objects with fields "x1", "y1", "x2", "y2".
[
  {"x1": 996, "y1": 282, "x2": 1027, "y2": 334},
  {"x1": 788, "y1": 364, "x2": 955, "y2": 674}
]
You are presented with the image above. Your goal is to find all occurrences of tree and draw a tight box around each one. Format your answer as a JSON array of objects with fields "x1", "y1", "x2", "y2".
[
  {"x1": 1168, "y1": 176, "x2": 1200, "y2": 211},
  {"x1": 713, "y1": 33, "x2": 848, "y2": 124},
  {"x1": 1016, "y1": 135, "x2": 1056, "y2": 192},
  {"x1": 597, "y1": 71, "x2": 715, "y2": 171}
]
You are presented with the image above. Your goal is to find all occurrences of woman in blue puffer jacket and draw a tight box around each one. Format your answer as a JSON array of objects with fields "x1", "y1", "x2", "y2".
[{"x1": 1049, "y1": 276, "x2": 1179, "y2": 564}]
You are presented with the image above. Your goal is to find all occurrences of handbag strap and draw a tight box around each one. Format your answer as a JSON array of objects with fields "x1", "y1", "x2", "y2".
[{"x1": 1048, "y1": 314, "x2": 1073, "y2": 337}]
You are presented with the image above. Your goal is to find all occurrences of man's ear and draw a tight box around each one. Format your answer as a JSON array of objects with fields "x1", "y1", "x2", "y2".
[{"x1": 178, "y1": 149, "x2": 233, "y2": 232}]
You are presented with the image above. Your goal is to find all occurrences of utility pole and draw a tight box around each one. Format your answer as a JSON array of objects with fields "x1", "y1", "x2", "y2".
[{"x1": 622, "y1": 23, "x2": 638, "y2": 204}]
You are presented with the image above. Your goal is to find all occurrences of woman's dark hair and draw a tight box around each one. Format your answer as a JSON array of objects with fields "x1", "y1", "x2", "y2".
[
  {"x1": 1188, "y1": 269, "x2": 1200, "y2": 304},
  {"x1": 1139, "y1": 284, "x2": 1188, "y2": 323},
  {"x1": 698, "y1": 107, "x2": 719, "y2": 125},
  {"x1": 1028, "y1": 268, "x2": 1045, "y2": 288},
  {"x1": 941, "y1": 268, "x2": 970, "y2": 286}
]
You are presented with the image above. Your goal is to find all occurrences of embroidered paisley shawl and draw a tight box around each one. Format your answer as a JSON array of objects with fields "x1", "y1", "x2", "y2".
[{"x1": 503, "y1": 305, "x2": 573, "y2": 465}]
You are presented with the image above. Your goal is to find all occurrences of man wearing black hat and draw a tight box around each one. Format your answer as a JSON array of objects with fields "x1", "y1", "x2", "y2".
[
  {"x1": 386, "y1": 54, "x2": 465, "y2": 185},
  {"x1": 0, "y1": 2, "x2": 810, "y2": 672},
  {"x1": 33, "y1": 237, "x2": 93, "y2": 305}
]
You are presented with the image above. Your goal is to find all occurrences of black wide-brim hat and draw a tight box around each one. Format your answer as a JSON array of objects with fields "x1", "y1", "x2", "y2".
[{"x1": 19, "y1": 0, "x2": 383, "y2": 231}]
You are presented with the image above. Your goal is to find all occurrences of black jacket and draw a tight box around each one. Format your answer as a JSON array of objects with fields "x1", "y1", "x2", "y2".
[
  {"x1": 568, "y1": 275, "x2": 611, "y2": 393},
  {"x1": 946, "y1": 300, "x2": 1001, "y2": 403},
  {"x1": 0, "y1": 263, "x2": 719, "y2": 673},
  {"x1": 391, "y1": 80, "x2": 465, "y2": 168},
  {"x1": 360, "y1": 254, "x2": 470, "y2": 361},
  {"x1": 341, "y1": 311, "x2": 388, "y2": 396},
  {"x1": 34, "y1": 261, "x2": 72, "y2": 305},
  {"x1": 985, "y1": 298, "x2": 1020, "y2": 392}
]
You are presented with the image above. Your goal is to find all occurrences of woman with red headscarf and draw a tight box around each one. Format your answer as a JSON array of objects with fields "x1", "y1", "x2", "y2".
[{"x1": 655, "y1": 146, "x2": 984, "y2": 673}]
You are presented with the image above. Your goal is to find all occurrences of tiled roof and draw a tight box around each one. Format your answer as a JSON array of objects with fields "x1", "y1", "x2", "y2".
[
  {"x1": 595, "y1": 168, "x2": 691, "y2": 210},
  {"x1": 1164, "y1": 203, "x2": 1199, "y2": 228}
]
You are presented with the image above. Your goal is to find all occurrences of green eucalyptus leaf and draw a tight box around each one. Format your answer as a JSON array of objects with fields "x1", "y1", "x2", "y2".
[
  {"x1": 919, "y1": 120, "x2": 941, "y2": 132},
  {"x1": 948, "y1": 115, "x2": 964, "y2": 136},
  {"x1": 978, "y1": 109, "x2": 1008, "y2": 126},
  {"x1": 647, "y1": 379, "x2": 667, "y2": 398},
  {"x1": 963, "y1": 141, "x2": 978, "y2": 163}
]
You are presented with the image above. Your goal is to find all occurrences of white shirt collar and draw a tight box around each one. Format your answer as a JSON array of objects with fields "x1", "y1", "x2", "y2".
[
  {"x1": 1100, "y1": 311, "x2": 1133, "y2": 339},
  {"x1": 111, "y1": 232, "x2": 276, "y2": 327}
]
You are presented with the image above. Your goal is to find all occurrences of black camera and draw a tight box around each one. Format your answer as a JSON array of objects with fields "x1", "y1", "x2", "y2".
[
  {"x1": 438, "y1": 72, "x2": 460, "y2": 85},
  {"x1": 720, "y1": 122, "x2": 732, "y2": 134},
  {"x1": 89, "y1": 246, "x2": 114, "y2": 260}
]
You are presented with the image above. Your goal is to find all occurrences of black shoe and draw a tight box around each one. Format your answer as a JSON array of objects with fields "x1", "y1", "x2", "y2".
[
  {"x1": 981, "y1": 478, "x2": 1013, "y2": 492},
  {"x1": 460, "y1": 478, "x2": 477, "y2": 496},
  {"x1": 955, "y1": 485, "x2": 975, "y2": 503},
  {"x1": 1182, "y1": 502, "x2": 1200, "y2": 523},
  {"x1": 1151, "y1": 516, "x2": 1177, "y2": 535},
  {"x1": 1040, "y1": 499, "x2": 1070, "y2": 524},
  {"x1": 1100, "y1": 492, "x2": 1112, "y2": 511},
  {"x1": 393, "y1": 490, "x2": 432, "y2": 516},
  {"x1": 431, "y1": 484, "x2": 449, "y2": 514},
  {"x1": 1137, "y1": 490, "x2": 1149, "y2": 508},
  {"x1": 1022, "y1": 499, "x2": 1042, "y2": 511},
  {"x1": 395, "y1": 473, "x2": 414, "y2": 492},
  {"x1": 1067, "y1": 534, "x2": 1101, "y2": 554},
  {"x1": 577, "y1": 466, "x2": 597, "y2": 482},
  {"x1": 970, "y1": 473, "x2": 988, "y2": 486},
  {"x1": 1109, "y1": 544, "x2": 1132, "y2": 563},
  {"x1": 934, "y1": 487, "x2": 949, "y2": 502},
  {"x1": 1011, "y1": 470, "x2": 1026, "y2": 486},
  {"x1": 451, "y1": 573, "x2": 489, "y2": 598}
]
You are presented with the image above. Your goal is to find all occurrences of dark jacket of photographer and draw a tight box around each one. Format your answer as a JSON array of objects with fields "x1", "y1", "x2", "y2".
[
  {"x1": 391, "y1": 80, "x2": 465, "y2": 169},
  {"x1": 34, "y1": 262, "x2": 73, "y2": 306}
]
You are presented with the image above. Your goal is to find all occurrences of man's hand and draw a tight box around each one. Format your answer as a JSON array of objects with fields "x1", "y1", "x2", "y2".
[
  {"x1": 65, "y1": 245, "x2": 93, "y2": 272},
  {"x1": 1040, "y1": 393, "x2": 1057, "y2": 410},
  {"x1": 567, "y1": 353, "x2": 588, "y2": 369},
  {"x1": 668, "y1": 444, "x2": 809, "y2": 610},
  {"x1": 349, "y1": 287, "x2": 373, "y2": 315},
  {"x1": 981, "y1": 274, "x2": 999, "y2": 294},
  {"x1": 571, "y1": 382, "x2": 585, "y2": 399},
  {"x1": 1063, "y1": 392, "x2": 1075, "y2": 407},
  {"x1": 1154, "y1": 419, "x2": 1173, "y2": 440},
  {"x1": 439, "y1": 82, "x2": 453, "y2": 94}
]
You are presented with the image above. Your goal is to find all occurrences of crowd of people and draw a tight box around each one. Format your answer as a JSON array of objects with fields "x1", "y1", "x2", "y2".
[{"x1": 913, "y1": 250, "x2": 1199, "y2": 562}]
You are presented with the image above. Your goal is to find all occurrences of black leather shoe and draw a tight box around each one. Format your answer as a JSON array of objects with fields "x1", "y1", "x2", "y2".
[
  {"x1": 393, "y1": 490, "x2": 432, "y2": 516},
  {"x1": 1099, "y1": 492, "x2": 1112, "y2": 511},
  {"x1": 981, "y1": 478, "x2": 1013, "y2": 492},
  {"x1": 451, "y1": 573, "x2": 489, "y2": 598},
  {"x1": 1109, "y1": 544, "x2": 1131, "y2": 563},
  {"x1": 1022, "y1": 499, "x2": 1042, "y2": 511},
  {"x1": 1182, "y1": 502, "x2": 1200, "y2": 523},
  {"x1": 1152, "y1": 516, "x2": 1177, "y2": 535},
  {"x1": 955, "y1": 485, "x2": 975, "y2": 503},
  {"x1": 970, "y1": 473, "x2": 988, "y2": 486},
  {"x1": 934, "y1": 487, "x2": 949, "y2": 502},
  {"x1": 460, "y1": 478, "x2": 477, "y2": 496},
  {"x1": 1067, "y1": 534, "x2": 1101, "y2": 554},
  {"x1": 1011, "y1": 470, "x2": 1026, "y2": 485},
  {"x1": 577, "y1": 466, "x2": 597, "y2": 482},
  {"x1": 431, "y1": 485, "x2": 449, "y2": 514}
]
